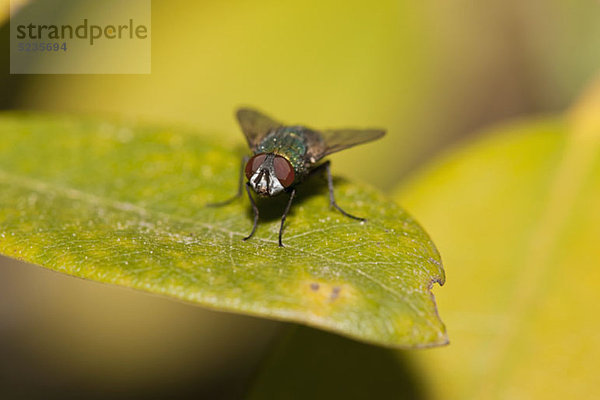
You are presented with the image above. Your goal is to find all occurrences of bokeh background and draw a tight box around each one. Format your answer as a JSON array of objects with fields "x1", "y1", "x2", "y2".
[{"x1": 1, "y1": 0, "x2": 599, "y2": 398}]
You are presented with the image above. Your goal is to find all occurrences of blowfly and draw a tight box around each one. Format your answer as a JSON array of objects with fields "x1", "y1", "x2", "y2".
[{"x1": 210, "y1": 108, "x2": 385, "y2": 247}]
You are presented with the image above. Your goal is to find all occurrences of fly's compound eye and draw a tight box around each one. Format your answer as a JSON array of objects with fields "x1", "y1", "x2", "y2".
[
  {"x1": 273, "y1": 156, "x2": 295, "y2": 187},
  {"x1": 245, "y1": 153, "x2": 267, "y2": 180}
]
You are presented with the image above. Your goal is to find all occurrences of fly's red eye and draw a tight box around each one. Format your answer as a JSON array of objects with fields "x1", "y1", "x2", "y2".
[
  {"x1": 273, "y1": 156, "x2": 295, "y2": 187},
  {"x1": 245, "y1": 154, "x2": 266, "y2": 180}
]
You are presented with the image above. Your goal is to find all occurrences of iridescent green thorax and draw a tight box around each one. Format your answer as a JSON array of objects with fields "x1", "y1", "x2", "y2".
[{"x1": 255, "y1": 126, "x2": 309, "y2": 175}]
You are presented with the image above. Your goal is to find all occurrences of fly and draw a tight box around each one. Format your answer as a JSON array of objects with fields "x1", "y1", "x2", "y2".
[{"x1": 209, "y1": 108, "x2": 385, "y2": 247}]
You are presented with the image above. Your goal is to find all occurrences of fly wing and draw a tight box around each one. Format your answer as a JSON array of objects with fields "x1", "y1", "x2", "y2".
[
  {"x1": 305, "y1": 128, "x2": 386, "y2": 162},
  {"x1": 236, "y1": 108, "x2": 283, "y2": 150}
]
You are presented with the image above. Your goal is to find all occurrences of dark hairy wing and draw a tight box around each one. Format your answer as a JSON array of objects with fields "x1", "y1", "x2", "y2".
[
  {"x1": 305, "y1": 128, "x2": 386, "y2": 161},
  {"x1": 236, "y1": 108, "x2": 283, "y2": 150}
]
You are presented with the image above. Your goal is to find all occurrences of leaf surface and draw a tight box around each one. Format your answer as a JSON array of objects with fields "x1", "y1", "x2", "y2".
[
  {"x1": 0, "y1": 1, "x2": 9, "y2": 25},
  {"x1": 0, "y1": 113, "x2": 446, "y2": 348},
  {"x1": 395, "y1": 78, "x2": 600, "y2": 397}
]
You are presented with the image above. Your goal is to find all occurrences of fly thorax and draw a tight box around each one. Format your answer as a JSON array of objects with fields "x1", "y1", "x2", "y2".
[{"x1": 249, "y1": 154, "x2": 285, "y2": 196}]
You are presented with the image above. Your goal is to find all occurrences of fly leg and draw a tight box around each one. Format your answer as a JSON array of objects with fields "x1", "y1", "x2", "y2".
[
  {"x1": 243, "y1": 182, "x2": 259, "y2": 241},
  {"x1": 206, "y1": 155, "x2": 249, "y2": 207},
  {"x1": 278, "y1": 188, "x2": 296, "y2": 247},
  {"x1": 310, "y1": 160, "x2": 366, "y2": 222}
]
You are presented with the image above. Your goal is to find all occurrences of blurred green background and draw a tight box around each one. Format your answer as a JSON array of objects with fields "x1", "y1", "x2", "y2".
[{"x1": 1, "y1": 0, "x2": 599, "y2": 398}]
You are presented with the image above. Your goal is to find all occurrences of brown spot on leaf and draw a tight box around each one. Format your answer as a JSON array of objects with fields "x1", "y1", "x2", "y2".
[
  {"x1": 294, "y1": 277, "x2": 359, "y2": 317},
  {"x1": 331, "y1": 286, "x2": 341, "y2": 300}
]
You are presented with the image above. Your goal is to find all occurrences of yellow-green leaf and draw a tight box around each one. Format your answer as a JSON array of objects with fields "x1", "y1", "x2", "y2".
[
  {"x1": 395, "y1": 78, "x2": 600, "y2": 398},
  {"x1": 0, "y1": 113, "x2": 446, "y2": 348},
  {"x1": 0, "y1": 1, "x2": 9, "y2": 25}
]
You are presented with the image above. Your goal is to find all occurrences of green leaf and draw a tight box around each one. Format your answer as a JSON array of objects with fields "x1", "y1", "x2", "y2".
[
  {"x1": 394, "y1": 78, "x2": 600, "y2": 398},
  {"x1": 0, "y1": 113, "x2": 446, "y2": 348}
]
